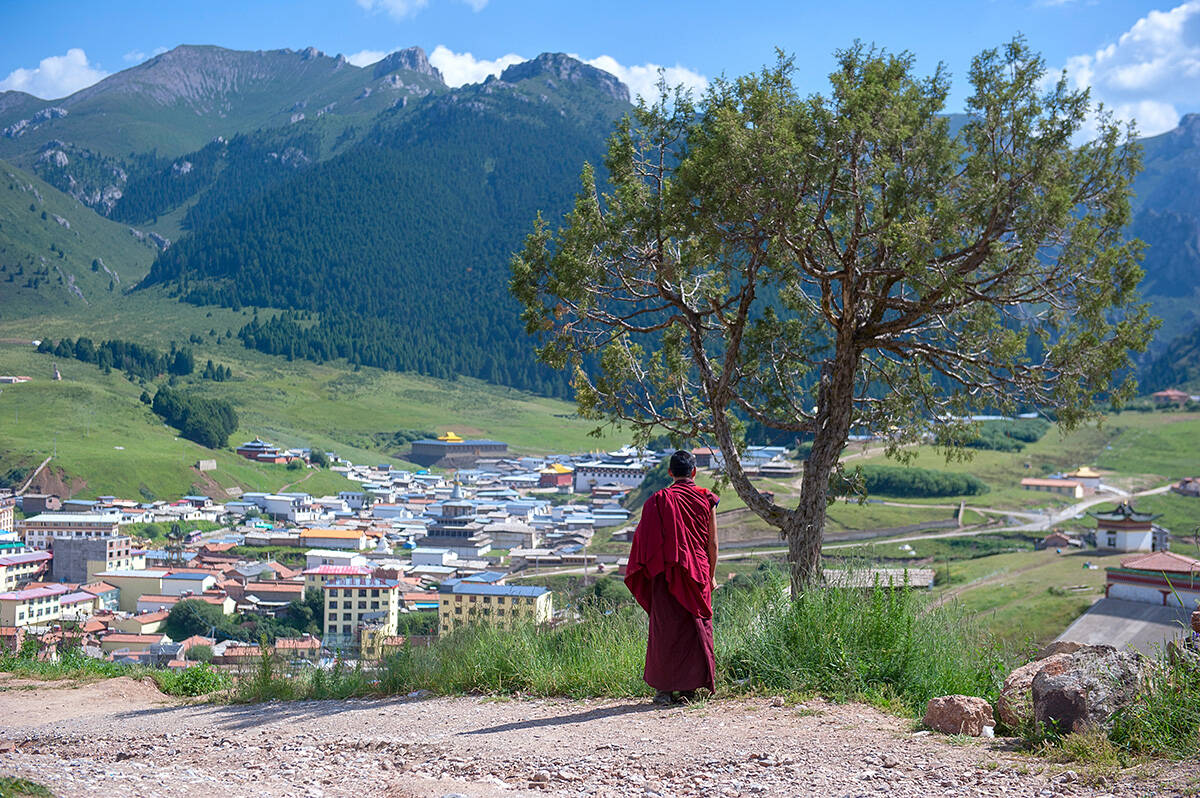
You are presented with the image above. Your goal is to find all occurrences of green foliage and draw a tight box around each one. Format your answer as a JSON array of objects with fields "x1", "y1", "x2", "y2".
[
  {"x1": 510, "y1": 40, "x2": 1155, "y2": 587},
  {"x1": 858, "y1": 465, "x2": 988, "y2": 497},
  {"x1": 189, "y1": 644, "x2": 214, "y2": 663},
  {"x1": 139, "y1": 64, "x2": 630, "y2": 398},
  {"x1": 166, "y1": 598, "x2": 248, "y2": 642},
  {"x1": 1109, "y1": 652, "x2": 1200, "y2": 758},
  {"x1": 226, "y1": 571, "x2": 1003, "y2": 712},
  {"x1": 961, "y1": 419, "x2": 1051, "y2": 452},
  {"x1": 151, "y1": 385, "x2": 239, "y2": 449},
  {"x1": 152, "y1": 663, "x2": 231, "y2": 696},
  {"x1": 0, "y1": 776, "x2": 54, "y2": 798},
  {"x1": 38, "y1": 336, "x2": 190, "y2": 380}
]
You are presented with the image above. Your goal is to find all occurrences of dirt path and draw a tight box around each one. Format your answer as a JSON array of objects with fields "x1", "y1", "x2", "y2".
[{"x1": 0, "y1": 677, "x2": 1193, "y2": 797}]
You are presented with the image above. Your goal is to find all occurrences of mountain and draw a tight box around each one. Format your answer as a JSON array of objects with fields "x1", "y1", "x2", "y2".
[
  {"x1": 0, "y1": 159, "x2": 160, "y2": 320},
  {"x1": 6, "y1": 42, "x2": 1200, "y2": 399},
  {"x1": 0, "y1": 44, "x2": 446, "y2": 216},
  {"x1": 135, "y1": 52, "x2": 631, "y2": 396},
  {"x1": 1130, "y1": 113, "x2": 1200, "y2": 350}
]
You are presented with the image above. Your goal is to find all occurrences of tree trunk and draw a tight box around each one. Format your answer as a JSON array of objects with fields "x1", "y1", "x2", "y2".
[{"x1": 789, "y1": 348, "x2": 859, "y2": 597}]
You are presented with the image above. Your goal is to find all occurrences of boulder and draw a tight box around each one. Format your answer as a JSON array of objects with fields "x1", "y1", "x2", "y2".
[
  {"x1": 1032, "y1": 645, "x2": 1146, "y2": 734},
  {"x1": 923, "y1": 695, "x2": 994, "y2": 737},
  {"x1": 997, "y1": 652, "x2": 1074, "y2": 730},
  {"x1": 1036, "y1": 640, "x2": 1084, "y2": 659},
  {"x1": 1191, "y1": 609, "x2": 1200, "y2": 634}
]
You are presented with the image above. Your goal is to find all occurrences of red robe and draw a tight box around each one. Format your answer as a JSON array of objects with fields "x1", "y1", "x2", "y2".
[{"x1": 625, "y1": 479, "x2": 718, "y2": 692}]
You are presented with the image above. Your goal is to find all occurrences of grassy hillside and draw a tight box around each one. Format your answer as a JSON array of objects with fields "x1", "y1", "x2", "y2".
[
  {"x1": 0, "y1": 160, "x2": 159, "y2": 321},
  {"x1": 0, "y1": 333, "x2": 619, "y2": 500}
]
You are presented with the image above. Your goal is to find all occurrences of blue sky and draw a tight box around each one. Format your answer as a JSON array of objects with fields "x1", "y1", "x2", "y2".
[{"x1": 3, "y1": 0, "x2": 1199, "y2": 135}]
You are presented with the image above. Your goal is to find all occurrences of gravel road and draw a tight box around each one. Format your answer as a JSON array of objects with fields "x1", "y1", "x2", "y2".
[{"x1": 0, "y1": 677, "x2": 1194, "y2": 797}]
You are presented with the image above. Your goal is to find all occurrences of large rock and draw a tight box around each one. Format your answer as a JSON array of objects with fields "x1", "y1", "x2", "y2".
[
  {"x1": 1191, "y1": 609, "x2": 1200, "y2": 634},
  {"x1": 1031, "y1": 645, "x2": 1146, "y2": 735},
  {"x1": 923, "y1": 695, "x2": 994, "y2": 736},
  {"x1": 997, "y1": 652, "x2": 1074, "y2": 730}
]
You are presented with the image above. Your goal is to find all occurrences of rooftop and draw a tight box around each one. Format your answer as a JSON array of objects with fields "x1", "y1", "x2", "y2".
[
  {"x1": 1090, "y1": 502, "x2": 1160, "y2": 523},
  {"x1": 1118, "y1": 551, "x2": 1200, "y2": 574},
  {"x1": 439, "y1": 583, "x2": 549, "y2": 597},
  {"x1": 0, "y1": 584, "x2": 70, "y2": 601}
]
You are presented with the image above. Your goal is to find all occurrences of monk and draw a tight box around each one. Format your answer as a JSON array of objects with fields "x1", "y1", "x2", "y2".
[{"x1": 624, "y1": 449, "x2": 719, "y2": 705}]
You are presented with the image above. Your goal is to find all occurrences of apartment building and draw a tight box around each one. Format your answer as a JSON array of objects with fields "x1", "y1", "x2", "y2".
[
  {"x1": 50, "y1": 535, "x2": 137, "y2": 583},
  {"x1": 437, "y1": 583, "x2": 552, "y2": 635},
  {"x1": 322, "y1": 577, "x2": 399, "y2": 650},
  {"x1": 0, "y1": 551, "x2": 52, "y2": 591},
  {"x1": 0, "y1": 584, "x2": 68, "y2": 627},
  {"x1": 18, "y1": 512, "x2": 121, "y2": 549}
]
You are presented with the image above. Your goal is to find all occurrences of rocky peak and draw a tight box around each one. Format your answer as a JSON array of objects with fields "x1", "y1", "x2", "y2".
[
  {"x1": 372, "y1": 47, "x2": 444, "y2": 84},
  {"x1": 499, "y1": 53, "x2": 629, "y2": 103}
]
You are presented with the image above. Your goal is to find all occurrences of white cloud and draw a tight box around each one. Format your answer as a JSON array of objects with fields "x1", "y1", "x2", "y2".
[
  {"x1": 1062, "y1": 1, "x2": 1200, "y2": 137},
  {"x1": 0, "y1": 48, "x2": 108, "y2": 100},
  {"x1": 576, "y1": 55, "x2": 708, "y2": 103},
  {"x1": 426, "y1": 46, "x2": 708, "y2": 99},
  {"x1": 429, "y1": 45, "x2": 524, "y2": 86},
  {"x1": 346, "y1": 49, "x2": 391, "y2": 67},
  {"x1": 355, "y1": 0, "x2": 485, "y2": 21}
]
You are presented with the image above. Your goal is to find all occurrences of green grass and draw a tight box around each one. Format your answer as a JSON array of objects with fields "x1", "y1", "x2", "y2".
[
  {"x1": 0, "y1": 777, "x2": 54, "y2": 798},
  {"x1": 0, "y1": 325, "x2": 618, "y2": 499},
  {"x1": 935, "y1": 549, "x2": 1129, "y2": 647},
  {"x1": 231, "y1": 570, "x2": 1006, "y2": 716},
  {"x1": 1110, "y1": 651, "x2": 1200, "y2": 759},
  {"x1": 0, "y1": 646, "x2": 229, "y2": 697}
]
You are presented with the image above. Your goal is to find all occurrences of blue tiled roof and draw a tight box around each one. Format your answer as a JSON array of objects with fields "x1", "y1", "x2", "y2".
[{"x1": 438, "y1": 583, "x2": 548, "y2": 597}]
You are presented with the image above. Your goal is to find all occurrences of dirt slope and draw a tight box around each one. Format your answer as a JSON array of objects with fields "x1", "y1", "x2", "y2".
[{"x1": 0, "y1": 678, "x2": 1193, "y2": 797}]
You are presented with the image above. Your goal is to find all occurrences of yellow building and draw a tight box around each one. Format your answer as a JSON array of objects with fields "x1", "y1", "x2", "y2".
[
  {"x1": 302, "y1": 564, "x2": 371, "y2": 593},
  {"x1": 0, "y1": 584, "x2": 68, "y2": 627},
  {"x1": 94, "y1": 569, "x2": 168, "y2": 612},
  {"x1": 299, "y1": 528, "x2": 369, "y2": 551},
  {"x1": 0, "y1": 552, "x2": 52, "y2": 591},
  {"x1": 322, "y1": 577, "x2": 400, "y2": 650},
  {"x1": 437, "y1": 584, "x2": 552, "y2": 635}
]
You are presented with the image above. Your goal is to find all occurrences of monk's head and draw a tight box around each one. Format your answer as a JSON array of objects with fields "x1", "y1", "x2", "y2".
[{"x1": 669, "y1": 449, "x2": 696, "y2": 479}]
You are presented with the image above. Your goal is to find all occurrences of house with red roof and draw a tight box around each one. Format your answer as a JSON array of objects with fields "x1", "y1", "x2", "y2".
[{"x1": 1106, "y1": 551, "x2": 1200, "y2": 608}]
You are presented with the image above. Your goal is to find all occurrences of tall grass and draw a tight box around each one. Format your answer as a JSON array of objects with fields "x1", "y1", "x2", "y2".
[
  {"x1": 716, "y1": 569, "x2": 1007, "y2": 714},
  {"x1": 228, "y1": 571, "x2": 1006, "y2": 715},
  {"x1": 1109, "y1": 653, "x2": 1200, "y2": 758}
]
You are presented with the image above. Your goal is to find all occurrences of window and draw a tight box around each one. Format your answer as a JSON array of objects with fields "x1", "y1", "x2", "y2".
[
  {"x1": 455, "y1": 607, "x2": 462, "y2": 615},
  {"x1": 342, "y1": 625, "x2": 352, "y2": 636},
  {"x1": 496, "y1": 596, "x2": 505, "y2": 605},
  {"x1": 483, "y1": 596, "x2": 491, "y2": 604},
  {"x1": 469, "y1": 596, "x2": 477, "y2": 603},
  {"x1": 328, "y1": 601, "x2": 338, "y2": 609},
  {"x1": 1107, "y1": 533, "x2": 1117, "y2": 548},
  {"x1": 371, "y1": 601, "x2": 380, "y2": 609},
  {"x1": 371, "y1": 589, "x2": 379, "y2": 598},
  {"x1": 358, "y1": 601, "x2": 367, "y2": 609},
  {"x1": 497, "y1": 609, "x2": 505, "y2": 616}
]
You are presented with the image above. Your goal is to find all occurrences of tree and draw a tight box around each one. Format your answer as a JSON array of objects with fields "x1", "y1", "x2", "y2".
[{"x1": 510, "y1": 40, "x2": 1155, "y2": 594}]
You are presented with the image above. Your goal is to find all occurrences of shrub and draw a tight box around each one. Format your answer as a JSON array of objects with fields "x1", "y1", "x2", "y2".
[
  {"x1": 154, "y1": 663, "x2": 231, "y2": 697},
  {"x1": 859, "y1": 465, "x2": 989, "y2": 497}
]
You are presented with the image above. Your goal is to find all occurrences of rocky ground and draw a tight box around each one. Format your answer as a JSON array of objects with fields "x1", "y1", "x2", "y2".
[{"x1": 0, "y1": 677, "x2": 1196, "y2": 797}]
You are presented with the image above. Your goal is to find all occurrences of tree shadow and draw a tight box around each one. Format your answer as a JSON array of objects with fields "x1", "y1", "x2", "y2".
[{"x1": 460, "y1": 701, "x2": 658, "y2": 736}]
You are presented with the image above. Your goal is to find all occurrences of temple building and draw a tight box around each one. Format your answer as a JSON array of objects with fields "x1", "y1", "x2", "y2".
[
  {"x1": 1105, "y1": 551, "x2": 1200, "y2": 608},
  {"x1": 415, "y1": 483, "x2": 492, "y2": 557},
  {"x1": 408, "y1": 432, "x2": 508, "y2": 468},
  {"x1": 1090, "y1": 502, "x2": 1169, "y2": 553}
]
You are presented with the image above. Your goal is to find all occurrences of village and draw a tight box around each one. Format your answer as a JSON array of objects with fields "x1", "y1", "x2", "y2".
[{"x1": 0, "y1": 421, "x2": 1198, "y2": 677}]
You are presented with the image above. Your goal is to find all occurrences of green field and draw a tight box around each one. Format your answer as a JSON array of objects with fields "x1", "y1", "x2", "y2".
[{"x1": 935, "y1": 548, "x2": 1128, "y2": 648}]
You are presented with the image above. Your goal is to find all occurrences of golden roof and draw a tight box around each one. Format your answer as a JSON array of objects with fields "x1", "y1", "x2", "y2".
[{"x1": 437, "y1": 431, "x2": 465, "y2": 442}]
